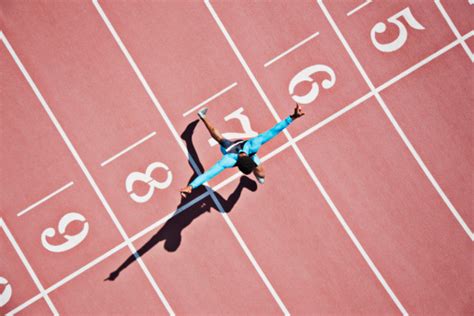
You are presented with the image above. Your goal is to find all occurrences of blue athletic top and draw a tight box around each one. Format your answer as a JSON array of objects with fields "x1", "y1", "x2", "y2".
[{"x1": 189, "y1": 116, "x2": 293, "y2": 189}]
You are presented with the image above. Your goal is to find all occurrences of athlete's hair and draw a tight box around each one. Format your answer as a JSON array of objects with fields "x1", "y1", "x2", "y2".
[{"x1": 236, "y1": 155, "x2": 257, "y2": 175}]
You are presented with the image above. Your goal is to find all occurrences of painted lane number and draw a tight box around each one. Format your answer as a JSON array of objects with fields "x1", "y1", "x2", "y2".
[
  {"x1": 41, "y1": 212, "x2": 89, "y2": 253},
  {"x1": 125, "y1": 162, "x2": 173, "y2": 203},
  {"x1": 371, "y1": 7, "x2": 425, "y2": 53}
]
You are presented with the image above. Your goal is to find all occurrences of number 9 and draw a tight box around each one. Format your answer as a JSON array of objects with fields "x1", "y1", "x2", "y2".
[{"x1": 41, "y1": 212, "x2": 89, "y2": 253}]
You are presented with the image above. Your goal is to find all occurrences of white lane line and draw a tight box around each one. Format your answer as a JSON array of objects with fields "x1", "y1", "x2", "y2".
[
  {"x1": 5, "y1": 117, "x2": 336, "y2": 314},
  {"x1": 93, "y1": 0, "x2": 286, "y2": 314},
  {"x1": 319, "y1": 0, "x2": 474, "y2": 242},
  {"x1": 435, "y1": 0, "x2": 474, "y2": 62},
  {"x1": 6, "y1": 292, "x2": 42, "y2": 316},
  {"x1": 346, "y1": 0, "x2": 373, "y2": 17},
  {"x1": 214, "y1": 93, "x2": 372, "y2": 191},
  {"x1": 17, "y1": 181, "x2": 74, "y2": 217},
  {"x1": 216, "y1": 31, "x2": 472, "y2": 185},
  {"x1": 7, "y1": 84, "x2": 372, "y2": 314},
  {"x1": 0, "y1": 29, "x2": 174, "y2": 316},
  {"x1": 292, "y1": 27, "x2": 465, "y2": 137},
  {"x1": 295, "y1": 92, "x2": 373, "y2": 142},
  {"x1": 264, "y1": 31, "x2": 320, "y2": 68},
  {"x1": 205, "y1": 3, "x2": 290, "y2": 315},
  {"x1": 207, "y1": 1, "x2": 409, "y2": 314},
  {"x1": 9, "y1": 31, "x2": 467, "y2": 306},
  {"x1": 182, "y1": 82, "x2": 237, "y2": 117},
  {"x1": 7, "y1": 15, "x2": 471, "y2": 313},
  {"x1": 377, "y1": 31, "x2": 474, "y2": 93},
  {"x1": 6, "y1": 189, "x2": 211, "y2": 315},
  {"x1": 0, "y1": 219, "x2": 59, "y2": 315},
  {"x1": 101, "y1": 131, "x2": 156, "y2": 167}
]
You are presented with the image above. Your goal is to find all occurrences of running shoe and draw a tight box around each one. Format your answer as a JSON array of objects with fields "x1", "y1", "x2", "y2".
[{"x1": 197, "y1": 107, "x2": 208, "y2": 119}]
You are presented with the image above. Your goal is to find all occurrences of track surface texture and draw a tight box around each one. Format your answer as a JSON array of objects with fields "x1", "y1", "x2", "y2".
[{"x1": 0, "y1": 0, "x2": 473, "y2": 315}]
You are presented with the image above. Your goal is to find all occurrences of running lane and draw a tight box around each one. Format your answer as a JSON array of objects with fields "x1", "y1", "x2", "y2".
[
  {"x1": 297, "y1": 97, "x2": 472, "y2": 314},
  {"x1": 218, "y1": 150, "x2": 400, "y2": 314},
  {"x1": 435, "y1": 0, "x2": 474, "y2": 37},
  {"x1": 322, "y1": 0, "x2": 456, "y2": 86},
  {"x1": 0, "y1": 223, "x2": 50, "y2": 314},
  {"x1": 98, "y1": 0, "x2": 288, "y2": 187},
  {"x1": 210, "y1": 0, "x2": 371, "y2": 136},
  {"x1": 47, "y1": 247, "x2": 169, "y2": 315},
  {"x1": 14, "y1": 299, "x2": 51, "y2": 316},
  {"x1": 0, "y1": 0, "x2": 193, "y2": 238},
  {"x1": 380, "y1": 46, "x2": 473, "y2": 233},
  {"x1": 0, "y1": 42, "x2": 124, "y2": 291},
  {"x1": 126, "y1": 190, "x2": 282, "y2": 315},
  {"x1": 1, "y1": 1, "x2": 286, "y2": 313}
]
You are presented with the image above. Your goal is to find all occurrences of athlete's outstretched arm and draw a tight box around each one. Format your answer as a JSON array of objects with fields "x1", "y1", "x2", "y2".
[
  {"x1": 180, "y1": 155, "x2": 235, "y2": 196},
  {"x1": 247, "y1": 104, "x2": 305, "y2": 151}
]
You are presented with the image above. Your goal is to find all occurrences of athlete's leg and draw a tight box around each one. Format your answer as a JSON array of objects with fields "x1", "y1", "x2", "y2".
[{"x1": 198, "y1": 108, "x2": 223, "y2": 143}]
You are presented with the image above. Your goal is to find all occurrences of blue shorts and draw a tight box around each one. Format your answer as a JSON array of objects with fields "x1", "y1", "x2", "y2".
[
  {"x1": 219, "y1": 139, "x2": 244, "y2": 155},
  {"x1": 219, "y1": 139, "x2": 261, "y2": 166}
]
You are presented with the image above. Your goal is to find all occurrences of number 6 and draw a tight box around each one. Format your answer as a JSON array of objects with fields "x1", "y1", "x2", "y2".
[
  {"x1": 288, "y1": 64, "x2": 336, "y2": 105},
  {"x1": 371, "y1": 7, "x2": 425, "y2": 53}
]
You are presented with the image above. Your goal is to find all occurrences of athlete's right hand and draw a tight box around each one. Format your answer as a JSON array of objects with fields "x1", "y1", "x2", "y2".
[
  {"x1": 291, "y1": 104, "x2": 305, "y2": 119},
  {"x1": 180, "y1": 185, "x2": 192, "y2": 198}
]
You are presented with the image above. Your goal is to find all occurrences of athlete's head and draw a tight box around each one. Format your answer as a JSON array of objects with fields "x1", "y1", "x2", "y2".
[{"x1": 236, "y1": 153, "x2": 257, "y2": 175}]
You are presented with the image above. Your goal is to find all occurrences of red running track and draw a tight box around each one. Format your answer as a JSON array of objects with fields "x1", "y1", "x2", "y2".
[{"x1": 0, "y1": 0, "x2": 472, "y2": 315}]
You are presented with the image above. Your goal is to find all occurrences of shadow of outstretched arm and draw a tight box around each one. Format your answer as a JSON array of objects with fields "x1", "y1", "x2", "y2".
[
  {"x1": 105, "y1": 176, "x2": 256, "y2": 281},
  {"x1": 105, "y1": 121, "x2": 257, "y2": 281}
]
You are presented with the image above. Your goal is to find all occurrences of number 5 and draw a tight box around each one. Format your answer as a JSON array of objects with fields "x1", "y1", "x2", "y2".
[{"x1": 371, "y1": 7, "x2": 425, "y2": 53}]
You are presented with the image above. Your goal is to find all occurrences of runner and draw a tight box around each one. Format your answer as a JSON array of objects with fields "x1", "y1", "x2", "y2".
[{"x1": 180, "y1": 104, "x2": 305, "y2": 197}]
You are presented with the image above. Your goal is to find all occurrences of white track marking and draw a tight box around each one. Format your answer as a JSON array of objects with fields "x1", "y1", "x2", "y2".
[
  {"x1": 206, "y1": 1, "x2": 408, "y2": 314},
  {"x1": 377, "y1": 32, "x2": 474, "y2": 93},
  {"x1": 214, "y1": 92, "x2": 372, "y2": 191},
  {"x1": 17, "y1": 181, "x2": 74, "y2": 217},
  {"x1": 101, "y1": 131, "x2": 156, "y2": 167},
  {"x1": 0, "y1": 219, "x2": 59, "y2": 315},
  {"x1": 5, "y1": 18, "x2": 470, "y2": 313},
  {"x1": 295, "y1": 92, "x2": 373, "y2": 141},
  {"x1": 5, "y1": 1, "x2": 471, "y2": 311},
  {"x1": 435, "y1": 0, "x2": 474, "y2": 62},
  {"x1": 319, "y1": 0, "x2": 474, "y2": 241},
  {"x1": 6, "y1": 293, "x2": 42, "y2": 316},
  {"x1": 0, "y1": 31, "x2": 174, "y2": 315},
  {"x1": 347, "y1": 0, "x2": 373, "y2": 17},
  {"x1": 92, "y1": 1, "x2": 287, "y2": 314},
  {"x1": 182, "y1": 82, "x2": 237, "y2": 117},
  {"x1": 6, "y1": 190, "x2": 211, "y2": 315},
  {"x1": 6, "y1": 241, "x2": 125, "y2": 316},
  {"x1": 3, "y1": 116, "x2": 353, "y2": 314},
  {"x1": 264, "y1": 31, "x2": 320, "y2": 67}
]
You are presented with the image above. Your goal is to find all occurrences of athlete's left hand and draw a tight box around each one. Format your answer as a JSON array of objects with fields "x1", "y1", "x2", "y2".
[
  {"x1": 180, "y1": 185, "x2": 192, "y2": 198},
  {"x1": 291, "y1": 104, "x2": 305, "y2": 119}
]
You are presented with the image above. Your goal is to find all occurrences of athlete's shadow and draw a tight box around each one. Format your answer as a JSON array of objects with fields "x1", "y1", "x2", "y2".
[{"x1": 105, "y1": 120, "x2": 257, "y2": 281}]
